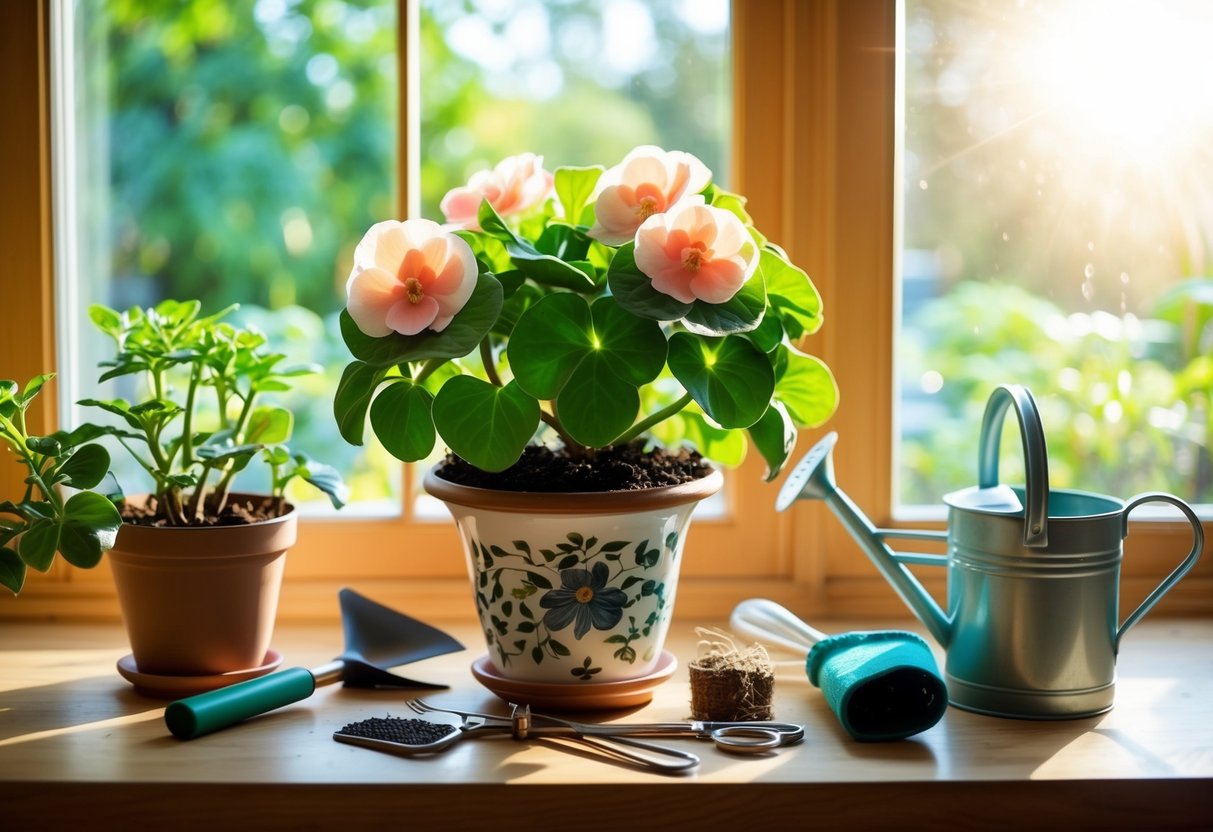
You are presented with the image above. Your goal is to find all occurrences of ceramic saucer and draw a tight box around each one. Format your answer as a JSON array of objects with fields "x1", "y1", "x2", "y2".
[
  {"x1": 116, "y1": 649, "x2": 283, "y2": 698},
  {"x1": 470, "y1": 650, "x2": 677, "y2": 711}
]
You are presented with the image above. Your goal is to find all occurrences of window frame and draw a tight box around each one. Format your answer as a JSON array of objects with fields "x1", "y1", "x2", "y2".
[{"x1": 1, "y1": 0, "x2": 1208, "y2": 621}]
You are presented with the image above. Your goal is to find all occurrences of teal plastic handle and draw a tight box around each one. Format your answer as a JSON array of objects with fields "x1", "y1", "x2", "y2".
[{"x1": 164, "y1": 667, "x2": 317, "y2": 739}]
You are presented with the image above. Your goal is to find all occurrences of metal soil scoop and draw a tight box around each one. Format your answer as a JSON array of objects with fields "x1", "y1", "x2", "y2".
[
  {"x1": 165, "y1": 588, "x2": 465, "y2": 739},
  {"x1": 777, "y1": 384, "x2": 1204, "y2": 719}
]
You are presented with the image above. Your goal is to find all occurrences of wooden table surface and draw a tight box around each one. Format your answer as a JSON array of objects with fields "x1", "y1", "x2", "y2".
[{"x1": 1, "y1": 617, "x2": 1210, "y2": 831}]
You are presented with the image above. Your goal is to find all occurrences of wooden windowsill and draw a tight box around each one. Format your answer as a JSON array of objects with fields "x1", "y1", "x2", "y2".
[{"x1": 1, "y1": 617, "x2": 1210, "y2": 830}]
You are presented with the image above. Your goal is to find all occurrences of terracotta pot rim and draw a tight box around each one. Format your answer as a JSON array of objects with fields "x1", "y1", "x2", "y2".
[
  {"x1": 423, "y1": 465, "x2": 724, "y2": 514},
  {"x1": 112, "y1": 493, "x2": 298, "y2": 559}
]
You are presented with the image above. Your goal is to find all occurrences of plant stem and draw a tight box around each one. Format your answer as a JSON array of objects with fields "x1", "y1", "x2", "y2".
[
  {"x1": 413, "y1": 357, "x2": 445, "y2": 385},
  {"x1": 179, "y1": 361, "x2": 202, "y2": 468},
  {"x1": 479, "y1": 338, "x2": 503, "y2": 387},
  {"x1": 540, "y1": 408, "x2": 584, "y2": 456},
  {"x1": 614, "y1": 392, "x2": 694, "y2": 446}
]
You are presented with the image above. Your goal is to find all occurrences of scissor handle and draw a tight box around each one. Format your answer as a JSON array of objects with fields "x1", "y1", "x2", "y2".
[{"x1": 709, "y1": 726, "x2": 784, "y2": 753}]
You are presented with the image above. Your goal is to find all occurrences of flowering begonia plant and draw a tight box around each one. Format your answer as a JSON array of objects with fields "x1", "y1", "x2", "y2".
[{"x1": 334, "y1": 145, "x2": 838, "y2": 479}]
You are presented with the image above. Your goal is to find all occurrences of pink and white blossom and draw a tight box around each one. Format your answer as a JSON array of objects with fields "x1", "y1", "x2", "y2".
[
  {"x1": 588, "y1": 146, "x2": 712, "y2": 246},
  {"x1": 346, "y1": 218, "x2": 478, "y2": 337},
  {"x1": 440, "y1": 152, "x2": 554, "y2": 230},
  {"x1": 633, "y1": 203, "x2": 758, "y2": 305}
]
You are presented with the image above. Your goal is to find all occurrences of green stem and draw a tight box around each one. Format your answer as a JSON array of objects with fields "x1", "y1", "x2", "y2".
[
  {"x1": 180, "y1": 362, "x2": 202, "y2": 468},
  {"x1": 614, "y1": 392, "x2": 694, "y2": 445},
  {"x1": 540, "y1": 408, "x2": 584, "y2": 456},
  {"x1": 479, "y1": 338, "x2": 503, "y2": 387},
  {"x1": 413, "y1": 357, "x2": 445, "y2": 385}
]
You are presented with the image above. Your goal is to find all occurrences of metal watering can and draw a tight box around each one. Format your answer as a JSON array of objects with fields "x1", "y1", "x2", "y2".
[{"x1": 777, "y1": 384, "x2": 1205, "y2": 719}]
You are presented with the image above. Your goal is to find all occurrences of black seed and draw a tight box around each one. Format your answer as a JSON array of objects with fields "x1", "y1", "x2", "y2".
[{"x1": 338, "y1": 716, "x2": 456, "y2": 746}]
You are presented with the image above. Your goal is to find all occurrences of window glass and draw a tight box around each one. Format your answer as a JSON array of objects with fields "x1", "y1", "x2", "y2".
[
  {"x1": 59, "y1": 0, "x2": 400, "y2": 513},
  {"x1": 899, "y1": 0, "x2": 1213, "y2": 511}
]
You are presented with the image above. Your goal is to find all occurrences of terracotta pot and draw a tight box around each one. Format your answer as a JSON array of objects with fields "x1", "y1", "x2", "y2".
[
  {"x1": 424, "y1": 467, "x2": 723, "y2": 684},
  {"x1": 108, "y1": 495, "x2": 296, "y2": 676}
]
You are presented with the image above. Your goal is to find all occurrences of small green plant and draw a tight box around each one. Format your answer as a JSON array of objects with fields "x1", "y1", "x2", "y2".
[
  {"x1": 0, "y1": 375, "x2": 122, "y2": 594},
  {"x1": 84, "y1": 299, "x2": 347, "y2": 526}
]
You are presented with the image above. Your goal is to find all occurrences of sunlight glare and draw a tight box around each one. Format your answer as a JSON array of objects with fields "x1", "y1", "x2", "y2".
[{"x1": 1029, "y1": 1, "x2": 1213, "y2": 166}]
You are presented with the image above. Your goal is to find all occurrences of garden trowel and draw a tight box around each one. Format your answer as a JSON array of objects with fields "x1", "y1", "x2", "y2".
[{"x1": 165, "y1": 587, "x2": 464, "y2": 739}]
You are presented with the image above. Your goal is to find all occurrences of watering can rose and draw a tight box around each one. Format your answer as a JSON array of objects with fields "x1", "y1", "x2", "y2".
[
  {"x1": 440, "y1": 152, "x2": 554, "y2": 230},
  {"x1": 345, "y1": 218, "x2": 479, "y2": 337},
  {"x1": 588, "y1": 145, "x2": 712, "y2": 246},
  {"x1": 334, "y1": 144, "x2": 838, "y2": 480}
]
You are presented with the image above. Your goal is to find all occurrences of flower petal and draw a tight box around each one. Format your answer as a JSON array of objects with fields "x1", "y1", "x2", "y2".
[
  {"x1": 385, "y1": 295, "x2": 439, "y2": 336},
  {"x1": 588, "y1": 600, "x2": 624, "y2": 632},
  {"x1": 345, "y1": 266, "x2": 400, "y2": 338},
  {"x1": 543, "y1": 602, "x2": 579, "y2": 633},
  {"x1": 559, "y1": 567, "x2": 594, "y2": 590},
  {"x1": 572, "y1": 605, "x2": 594, "y2": 639}
]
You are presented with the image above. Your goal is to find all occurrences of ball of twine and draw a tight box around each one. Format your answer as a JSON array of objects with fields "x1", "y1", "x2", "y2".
[{"x1": 688, "y1": 627, "x2": 775, "y2": 721}]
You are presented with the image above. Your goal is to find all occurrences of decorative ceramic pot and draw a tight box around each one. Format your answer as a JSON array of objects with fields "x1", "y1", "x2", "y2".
[
  {"x1": 107, "y1": 495, "x2": 296, "y2": 676},
  {"x1": 424, "y1": 467, "x2": 724, "y2": 684}
]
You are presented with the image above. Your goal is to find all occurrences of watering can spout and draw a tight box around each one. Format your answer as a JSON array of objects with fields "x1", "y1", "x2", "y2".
[{"x1": 778, "y1": 433, "x2": 952, "y2": 647}]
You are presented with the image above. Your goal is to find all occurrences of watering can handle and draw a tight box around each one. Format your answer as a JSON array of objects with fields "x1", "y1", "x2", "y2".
[
  {"x1": 1115, "y1": 493, "x2": 1205, "y2": 652},
  {"x1": 977, "y1": 385, "x2": 1050, "y2": 547}
]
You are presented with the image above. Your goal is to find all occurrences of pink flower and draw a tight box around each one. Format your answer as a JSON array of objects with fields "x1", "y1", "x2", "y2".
[
  {"x1": 346, "y1": 219, "x2": 478, "y2": 337},
  {"x1": 588, "y1": 146, "x2": 712, "y2": 246},
  {"x1": 440, "y1": 152, "x2": 554, "y2": 229},
  {"x1": 633, "y1": 203, "x2": 758, "y2": 305}
]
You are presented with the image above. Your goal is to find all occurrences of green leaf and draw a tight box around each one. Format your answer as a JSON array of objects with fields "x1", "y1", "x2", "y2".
[
  {"x1": 762, "y1": 248, "x2": 823, "y2": 339},
  {"x1": 0, "y1": 547, "x2": 24, "y2": 595},
  {"x1": 77, "y1": 398, "x2": 146, "y2": 432},
  {"x1": 58, "y1": 491, "x2": 122, "y2": 569},
  {"x1": 556, "y1": 353, "x2": 639, "y2": 447},
  {"x1": 58, "y1": 444, "x2": 111, "y2": 490},
  {"x1": 606, "y1": 242, "x2": 694, "y2": 321},
  {"x1": 339, "y1": 271, "x2": 504, "y2": 367},
  {"x1": 88, "y1": 304, "x2": 123, "y2": 335},
  {"x1": 18, "y1": 373, "x2": 54, "y2": 406},
  {"x1": 554, "y1": 166, "x2": 603, "y2": 226},
  {"x1": 369, "y1": 380, "x2": 437, "y2": 463},
  {"x1": 509, "y1": 293, "x2": 666, "y2": 402},
  {"x1": 775, "y1": 346, "x2": 839, "y2": 428},
  {"x1": 18, "y1": 519, "x2": 57, "y2": 571},
  {"x1": 293, "y1": 455, "x2": 349, "y2": 510},
  {"x1": 432, "y1": 377, "x2": 540, "y2": 472},
  {"x1": 477, "y1": 200, "x2": 597, "y2": 292},
  {"x1": 333, "y1": 361, "x2": 389, "y2": 446},
  {"x1": 667, "y1": 333, "x2": 775, "y2": 429},
  {"x1": 747, "y1": 400, "x2": 797, "y2": 481},
  {"x1": 245, "y1": 406, "x2": 293, "y2": 445},
  {"x1": 682, "y1": 268, "x2": 766, "y2": 336},
  {"x1": 681, "y1": 412, "x2": 747, "y2": 467}
]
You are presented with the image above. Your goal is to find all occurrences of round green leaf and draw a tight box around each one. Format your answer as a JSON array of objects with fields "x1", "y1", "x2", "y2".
[
  {"x1": 432, "y1": 377, "x2": 540, "y2": 472},
  {"x1": 508, "y1": 293, "x2": 593, "y2": 399},
  {"x1": 0, "y1": 546, "x2": 25, "y2": 594},
  {"x1": 510, "y1": 294, "x2": 666, "y2": 403},
  {"x1": 554, "y1": 166, "x2": 604, "y2": 226},
  {"x1": 333, "y1": 361, "x2": 388, "y2": 446},
  {"x1": 681, "y1": 411, "x2": 748, "y2": 467},
  {"x1": 18, "y1": 519, "x2": 57, "y2": 572},
  {"x1": 58, "y1": 443, "x2": 111, "y2": 490},
  {"x1": 590, "y1": 297, "x2": 667, "y2": 386},
  {"x1": 59, "y1": 491, "x2": 122, "y2": 569},
  {"x1": 340, "y1": 271, "x2": 504, "y2": 367},
  {"x1": 683, "y1": 268, "x2": 767, "y2": 336},
  {"x1": 606, "y1": 242, "x2": 694, "y2": 321},
  {"x1": 747, "y1": 400, "x2": 797, "y2": 481},
  {"x1": 369, "y1": 380, "x2": 437, "y2": 463},
  {"x1": 667, "y1": 332, "x2": 775, "y2": 429},
  {"x1": 245, "y1": 405, "x2": 293, "y2": 445},
  {"x1": 775, "y1": 347, "x2": 839, "y2": 428},
  {"x1": 762, "y1": 248, "x2": 823, "y2": 339},
  {"x1": 556, "y1": 354, "x2": 639, "y2": 447}
]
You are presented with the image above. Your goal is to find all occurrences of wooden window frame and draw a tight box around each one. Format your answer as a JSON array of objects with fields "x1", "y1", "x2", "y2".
[{"x1": 2, "y1": 0, "x2": 1208, "y2": 622}]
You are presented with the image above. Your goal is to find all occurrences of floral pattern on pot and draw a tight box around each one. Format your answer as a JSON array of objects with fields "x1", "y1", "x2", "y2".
[{"x1": 468, "y1": 530, "x2": 679, "y2": 682}]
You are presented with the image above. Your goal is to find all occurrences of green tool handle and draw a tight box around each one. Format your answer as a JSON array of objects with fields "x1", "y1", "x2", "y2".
[{"x1": 165, "y1": 667, "x2": 317, "y2": 740}]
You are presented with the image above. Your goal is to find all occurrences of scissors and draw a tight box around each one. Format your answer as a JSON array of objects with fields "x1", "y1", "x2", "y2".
[{"x1": 337, "y1": 703, "x2": 800, "y2": 761}]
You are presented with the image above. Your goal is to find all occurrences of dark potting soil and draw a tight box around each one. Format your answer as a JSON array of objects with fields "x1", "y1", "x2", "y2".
[
  {"x1": 118, "y1": 494, "x2": 283, "y2": 527},
  {"x1": 434, "y1": 443, "x2": 713, "y2": 492}
]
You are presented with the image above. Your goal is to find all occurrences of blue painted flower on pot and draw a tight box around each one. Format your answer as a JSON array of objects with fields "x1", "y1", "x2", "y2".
[{"x1": 540, "y1": 562, "x2": 628, "y2": 639}]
